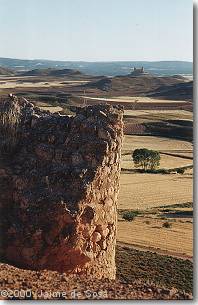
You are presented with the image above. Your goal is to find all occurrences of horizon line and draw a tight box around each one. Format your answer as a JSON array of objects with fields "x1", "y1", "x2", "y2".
[{"x1": 0, "y1": 56, "x2": 193, "y2": 63}]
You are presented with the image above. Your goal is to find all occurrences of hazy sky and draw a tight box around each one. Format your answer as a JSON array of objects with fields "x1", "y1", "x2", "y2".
[{"x1": 0, "y1": 0, "x2": 193, "y2": 61}]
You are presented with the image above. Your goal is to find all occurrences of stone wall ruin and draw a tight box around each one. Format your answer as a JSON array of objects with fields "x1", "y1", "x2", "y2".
[{"x1": 0, "y1": 95, "x2": 123, "y2": 279}]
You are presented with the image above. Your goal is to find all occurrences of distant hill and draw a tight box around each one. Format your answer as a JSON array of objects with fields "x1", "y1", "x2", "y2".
[
  {"x1": 20, "y1": 68, "x2": 83, "y2": 77},
  {"x1": 0, "y1": 66, "x2": 15, "y2": 75},
  {"x1": 81, "y1": 74, "x2": 192, "y2": 100},
  {"x1": 148, "y1": 81, "x2": 193, "y2": 101},
  {"x1": 0, "y1": 57, "x2": 193, "y2": 76},
  {"x1": 84, "y1": 77, "x2": 112, "y2": 91}
]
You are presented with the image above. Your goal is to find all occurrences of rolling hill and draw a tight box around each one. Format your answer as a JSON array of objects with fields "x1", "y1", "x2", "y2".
[
  {"x1": 80, "y1": 74, "x2": 192, "y2": 100},
  {"x1": 148, "y1": 81, "x2": 193, "y2": 100},
  {"x1": 0, "y1": 67, "x2": 15, "y2": 76},
  {"x1": 0, "y1": 57, "x2": 193, "y2": 76},
  {"x1": 20, "y1": 68, "x2": 83, "y2": 77}
]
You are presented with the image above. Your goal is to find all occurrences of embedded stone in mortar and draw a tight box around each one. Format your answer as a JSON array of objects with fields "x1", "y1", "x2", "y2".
[{"x1": 0, "y1": 95, "x2": 124, "y2": 279}]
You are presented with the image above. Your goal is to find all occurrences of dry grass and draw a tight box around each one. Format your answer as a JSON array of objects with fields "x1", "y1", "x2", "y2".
[
  {"x1": 80, "y1": 96, "x2": 188, "y2": 104},
  {"x1": 124, "y1": 109, "x2": 192, "y2": 116},
  {"x1": 117, "y1": 217, "x2": 193, "y2": 258},
  {"x1": 124, "y1": 109, "x2": 193, "y2": 121},
  {"x1": 0, "y1": 77, "x2": 89, "y2": 89},
  {"x1": 123, "y1": 135, "x2": 193, "y2": 152},
  {"x1": 118, "y1": 133, "x2": 193, "y2": 260},
  {"x1": 39, "y1": 106, "x2": 63, "y2": 113},
  {"x1": 116, "y1": 246, "x2": 193, "y2": 293},
  {"x1": 118, "y1": 173, "x2": 192, "y2": 210},
  {"x1": 119, "y1": 135, "x2": 193, "y2": 210},
  {"x1": 0, "y1": 99, "x2": 20, "y2": 154}
]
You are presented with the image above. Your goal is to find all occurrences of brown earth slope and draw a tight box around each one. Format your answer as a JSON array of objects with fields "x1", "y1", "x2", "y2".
[
  {"x1": 80, "y1": 75, "x2": 192, "y2": 100},
  {"x1": 20, "y1": 68, "x2": 84, "y2": 77},
  {"x1": 0, "y1": 67, "x2": 15, "y2": 76}
]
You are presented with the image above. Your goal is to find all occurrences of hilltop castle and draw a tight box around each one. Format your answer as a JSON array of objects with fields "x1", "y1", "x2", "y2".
[{"x1": 130, "y1": 67, "x2": 149, "y2": 76}]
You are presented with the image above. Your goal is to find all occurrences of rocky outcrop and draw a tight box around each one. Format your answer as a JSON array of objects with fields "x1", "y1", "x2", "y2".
[{"x1": 0, "y1": 95, "x2": 123, "y2": 279}]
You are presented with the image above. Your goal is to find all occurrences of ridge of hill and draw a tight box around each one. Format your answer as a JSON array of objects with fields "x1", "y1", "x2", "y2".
[
  {"x1": 0, "y1": 57, "x2": 193, "y2": 76},
  {"x1": 20, "y1": 68, "x2": 83, "y2": 77},
  {"x1": 148, "y1": 81, "x2": 193, "y2": 100},
  {"x1": 0, "y1": 67, "x2": 15, "y2": 76},
  {"x1": 80, "y1": 75, "x2": 192, "y2": 100}
]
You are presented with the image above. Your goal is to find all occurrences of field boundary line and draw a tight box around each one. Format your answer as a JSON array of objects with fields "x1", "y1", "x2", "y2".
[{"x1": 116, "y1": 241, "x2": 193, "y2": 261}]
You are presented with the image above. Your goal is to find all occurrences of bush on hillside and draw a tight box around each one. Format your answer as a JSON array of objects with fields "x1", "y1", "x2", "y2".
[
  {"x1": 162, "y1": 221, "x2": 172, "y2": 229},
  {"x1": 122, "y1": 210, "x2": 139, "y2": 222}
]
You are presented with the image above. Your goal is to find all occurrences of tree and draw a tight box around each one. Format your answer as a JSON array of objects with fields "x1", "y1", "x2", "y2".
[
  {"x1": 162, "y1": 221, "x2": 172, "y2": 228},
  {"x1": 177, "y1": 168, "x2": 185, "y2": 174},
  {"x1": 149, "y1": 150, "x2": 161, "y2": 170},
  {"x1": 132, "y1": 148, "x2": 160, "y2": 171},
  {"x1": 122, "y1": 210, "x2": 140, "y2": 221},
  {"x1": 122, "y1": 211, "x2": 135, "y2": 221}
]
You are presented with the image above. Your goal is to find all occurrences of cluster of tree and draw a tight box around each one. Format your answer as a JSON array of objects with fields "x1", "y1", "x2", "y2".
[
  {"x1": 122, "y1": 210, "x2": 140, "y2": 221},
  {"x1": 132, "y1": 148, "x2": 160, "y2": 171}
]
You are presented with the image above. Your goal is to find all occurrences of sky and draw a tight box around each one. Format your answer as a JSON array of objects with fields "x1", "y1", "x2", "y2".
[{"x1": 0, "y1": 0, "x2": 193, "y2": 62}]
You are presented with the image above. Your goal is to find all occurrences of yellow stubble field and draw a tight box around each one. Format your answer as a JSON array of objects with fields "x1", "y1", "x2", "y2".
[
  {"x1": 117, "y1": 134, "x2": 193, "y2": 258},
  {"x1": 117, "y1": 217, "x2": 193, "y2": 259}
]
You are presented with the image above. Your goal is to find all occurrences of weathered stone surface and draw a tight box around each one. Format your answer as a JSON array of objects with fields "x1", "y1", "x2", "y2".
[{"x1": 0, "y1": 95, "x2": 124, "y2": 279}]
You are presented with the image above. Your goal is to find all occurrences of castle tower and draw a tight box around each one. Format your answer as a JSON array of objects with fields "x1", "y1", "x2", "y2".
[{"x1": 0, "y1": 96, "x2": 124, "y2": 279}]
